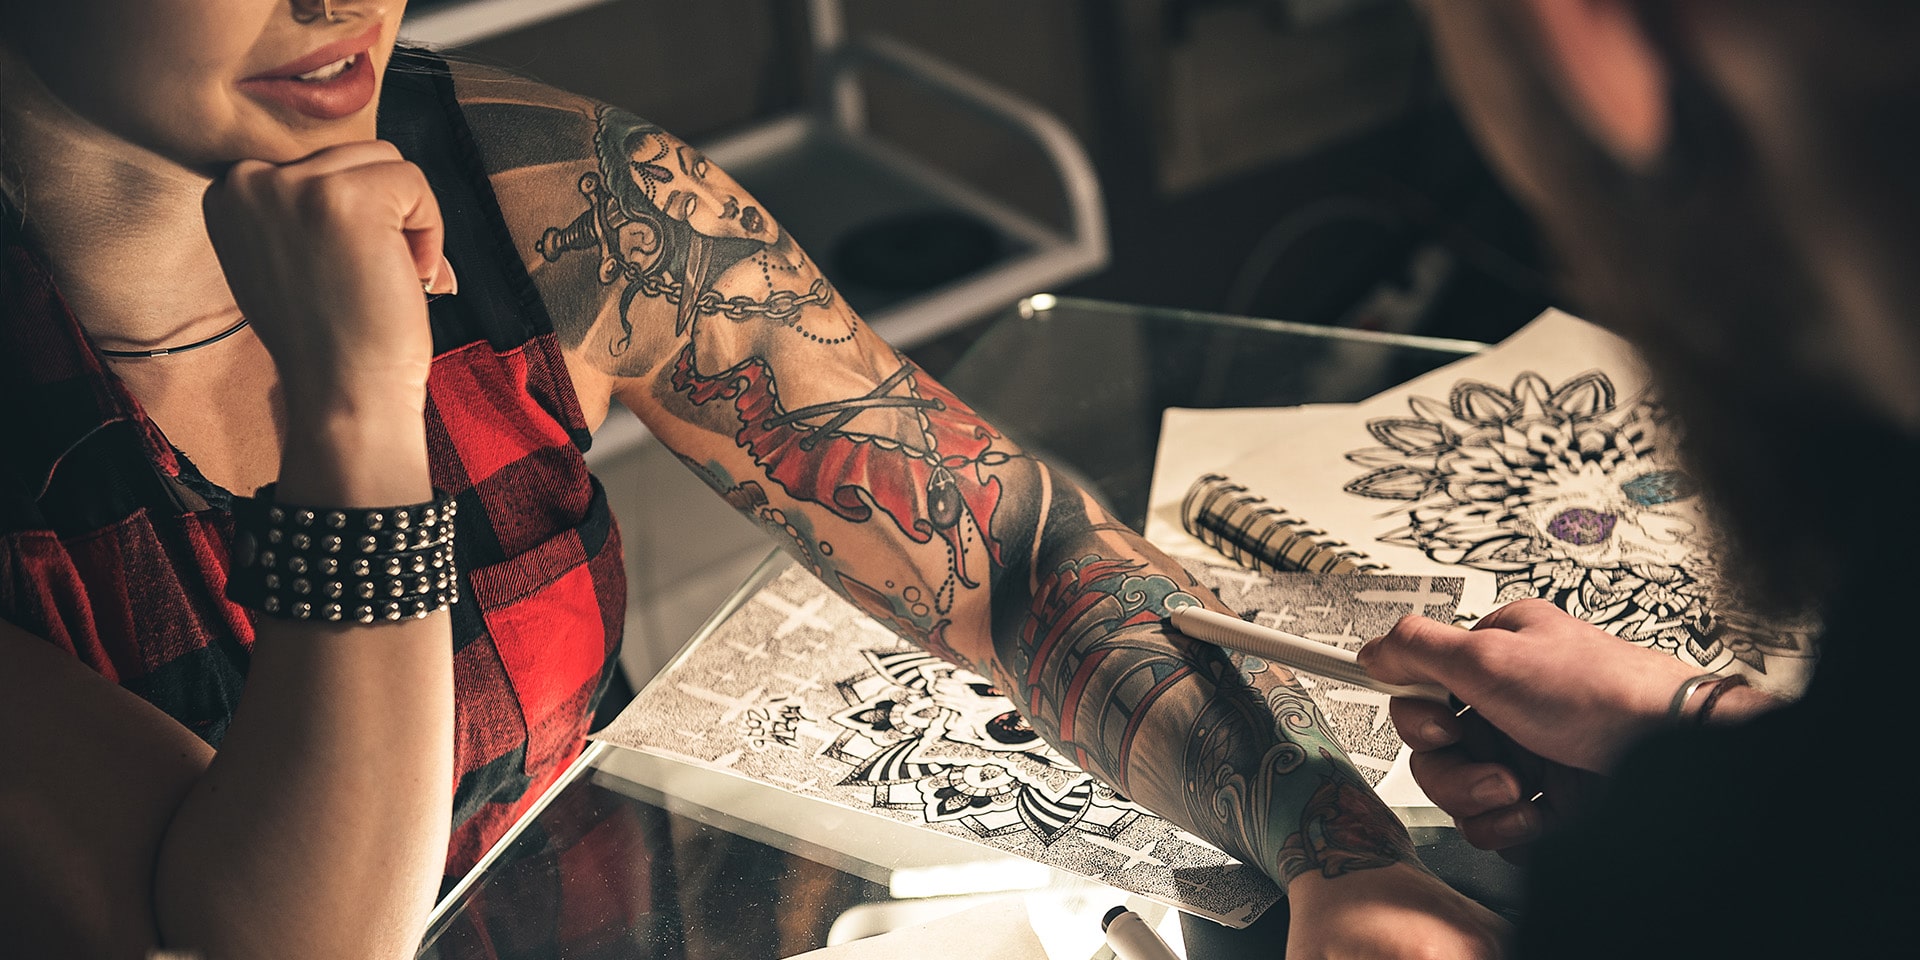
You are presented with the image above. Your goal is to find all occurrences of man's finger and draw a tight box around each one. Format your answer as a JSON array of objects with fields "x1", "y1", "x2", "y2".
[
  {"x1": 1357, "y1": 614, "x2": 1473, "y2": 685},
  {"x1": 1471, "y1": 597, "x2": 1565, "y2": 632},
  {"x1": 1454, "y1": 800, "x2": 1548, "y2": 852},
  {"x1": 1408, "y1": 746, "x2": 1524, "y2": 819},
  {"x1": 1390, "y1": 696, "x2": 1463, "y2": 749}
]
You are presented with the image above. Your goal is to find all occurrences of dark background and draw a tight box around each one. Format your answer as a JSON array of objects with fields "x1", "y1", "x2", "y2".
[{"x1": 412, "y1": 0, "x2": 1556, "y2": 373}]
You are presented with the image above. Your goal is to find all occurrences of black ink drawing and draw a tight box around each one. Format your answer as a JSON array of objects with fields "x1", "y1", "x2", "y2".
[
  {"x1": 594, "y1": 563, "x2": 1473, "y2": 924},
  {"x1": 593, "y1": 564, "x2": 1285, "y2": 926},
  {"x1": 821, "y1": 647, "x2": 1142, "y2": 845},
  {"x1": 1341, "y1": 371, "x2": 1816, "y2": 672}
]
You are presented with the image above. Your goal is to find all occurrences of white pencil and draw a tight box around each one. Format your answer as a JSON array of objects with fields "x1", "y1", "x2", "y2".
[{"x1": 1167, "y1": 606, "x2": 1451, "y2": 705}]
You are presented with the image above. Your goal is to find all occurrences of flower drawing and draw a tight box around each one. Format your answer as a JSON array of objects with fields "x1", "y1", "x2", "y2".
[{"x1": 1342, "y1": 371, "x2": 1806, "y2": 670}]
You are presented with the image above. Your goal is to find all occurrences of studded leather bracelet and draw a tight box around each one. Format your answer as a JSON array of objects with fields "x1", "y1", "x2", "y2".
[{"x1": 227, "y1": 485, "x2": 460, "y2": 624}]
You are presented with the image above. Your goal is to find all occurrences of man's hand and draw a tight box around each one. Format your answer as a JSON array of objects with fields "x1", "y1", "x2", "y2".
[
  {"x1": 1356, "y1": 600, "x2": 1718, "y2": 854},
  {"x1": 1361, "y1": 600, "x2": 1713, "y2": 771},
  {"x1": 1388, "y1": 701, "x2": 1607, "y2": 857},
  {"x1": 1285, "y1": 861, "x2": 1509, "y2": 959}
]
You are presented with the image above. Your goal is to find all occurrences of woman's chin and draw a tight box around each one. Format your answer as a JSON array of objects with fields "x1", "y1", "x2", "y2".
[{"x1": 194, "y1": 116, "x2": 382, "y2": 172}]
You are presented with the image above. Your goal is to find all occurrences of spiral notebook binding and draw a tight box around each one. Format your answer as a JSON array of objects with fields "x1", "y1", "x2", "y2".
[{"x1": 1181, "y1": 474, "x2": 1385, "y2": 575}]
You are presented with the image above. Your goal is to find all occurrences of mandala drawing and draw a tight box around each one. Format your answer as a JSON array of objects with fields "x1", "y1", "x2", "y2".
[{"x1": 1342, "y1": 370, "x2": 1814, "y2": 671}]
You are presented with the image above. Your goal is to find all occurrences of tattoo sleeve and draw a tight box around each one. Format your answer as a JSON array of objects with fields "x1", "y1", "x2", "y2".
[{"x1": 454, "y1": 66, "x2": 1418, "y2": 886}]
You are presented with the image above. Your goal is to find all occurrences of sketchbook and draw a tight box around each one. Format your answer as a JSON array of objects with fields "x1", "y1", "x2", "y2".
[
  {"x1": 1180, "y1": 473, "x2": 1385, "y2": 576},
  {"x1": 1145, "y1": 309, "x2": 1818, "y2": 700},
  {"x1": 592, "y1": 562, "x2": 1461, "y2": 927}
]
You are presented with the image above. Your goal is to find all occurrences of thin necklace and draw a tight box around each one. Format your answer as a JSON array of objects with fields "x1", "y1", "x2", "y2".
[{"x1": 97, "y1": 316, "x2": 251, "y2": 360}]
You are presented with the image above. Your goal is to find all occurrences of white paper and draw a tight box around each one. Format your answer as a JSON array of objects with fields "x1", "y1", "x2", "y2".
[
  {"x1": 1162, "y1": 310, "x2": 1817, "y2": 695},
  {"x1": 1142, "y1": 309, "x2": 1825, "y2": 816},
  {"x1": 594, "y1": 566, "x2": 1284, "y2": 927}
]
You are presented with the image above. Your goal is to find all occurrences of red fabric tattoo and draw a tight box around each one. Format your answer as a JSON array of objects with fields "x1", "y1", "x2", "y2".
[
  {"x1": 670, "y1": 345, "x2": 1006, "y2": 567},
  {"x1": 1280, "y1": 762, "x2": 1417, "y2": 879}
]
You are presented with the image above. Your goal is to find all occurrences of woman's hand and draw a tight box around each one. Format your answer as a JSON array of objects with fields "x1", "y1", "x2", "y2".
[
  {"x1": 201, "y1": 140, "x2": 451, "y2": 504},
  {"x1": 1285, "y1": 861, "x2": 1510, "y2": 959},
  {"x1": 1356, "y1": 599, "x2": 1708, "y2": 854},
  {"x1": 201, "y1": 140, "x2": 452, "y2": 417}
]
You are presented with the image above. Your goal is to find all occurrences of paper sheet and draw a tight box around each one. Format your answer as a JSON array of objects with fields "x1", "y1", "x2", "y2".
[
  {"x1": 784, "y1": 890, "x2": 1172, "y2": 960},
  {"x1": 1150, "y1": 309, "x2": 1818, "y2": 699},
  {"x1": 784, "y1": 896, "x2": 1049, "y2": 960},
  {"x1": 594, "y1": 566, "x2": 1284, "y2": 927}
]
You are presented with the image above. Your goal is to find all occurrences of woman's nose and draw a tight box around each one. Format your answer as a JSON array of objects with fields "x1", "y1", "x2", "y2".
[{"x1": 290, "y1": 1, "x2": 395, "y2": 26}]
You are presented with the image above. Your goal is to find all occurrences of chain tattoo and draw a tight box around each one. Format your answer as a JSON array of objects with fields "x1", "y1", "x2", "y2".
[{"x1": 536, "y1": 153, "x2": 835, "y2": 357}]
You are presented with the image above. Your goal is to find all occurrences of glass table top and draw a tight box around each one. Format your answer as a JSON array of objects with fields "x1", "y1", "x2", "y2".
[{"x1": 945, "y1": 295, "x2": 1483, "y2": 530}]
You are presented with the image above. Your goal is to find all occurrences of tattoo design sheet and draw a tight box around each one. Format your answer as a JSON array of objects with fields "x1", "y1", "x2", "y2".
[
  {"x1": 1146, "y1": 310, "x2": 1817, "y2": 700},
  {"x1": 594, "y1": 563, "x2": 1455, "y2": 926}
]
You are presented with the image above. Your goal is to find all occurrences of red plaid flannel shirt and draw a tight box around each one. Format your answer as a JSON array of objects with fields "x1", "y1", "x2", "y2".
[{"x1": 0, "y1": 59, "x2": 626, "y2": 880}]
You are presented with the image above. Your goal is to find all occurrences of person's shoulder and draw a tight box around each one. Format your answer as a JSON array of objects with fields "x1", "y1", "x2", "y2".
[
  {"x1": 431, "y1": 59, "x2": 607, "y2": 185},
  {"x1": 440, "y1": 60, "x2": 691, "y2": 244},
  {"x1": 431, "y1": 59, "x2": 675, "y2": 402},
  {"x1": 443, "y1": 58, "x2": 605, "y2": 133}
]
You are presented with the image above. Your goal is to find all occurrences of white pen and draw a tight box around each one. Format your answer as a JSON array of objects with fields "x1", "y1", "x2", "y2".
[
  {"x1": 1103, "y1": 906, "x2": 1180, "y2": 960},
  {"x1": 1167, "y1": 606, "x2": 1452, "y2": 705}
]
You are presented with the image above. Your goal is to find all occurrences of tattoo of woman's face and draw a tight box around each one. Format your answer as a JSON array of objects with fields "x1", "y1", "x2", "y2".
[{"x1": 537, "y1": 107, "x2": 832, "y2": 357}]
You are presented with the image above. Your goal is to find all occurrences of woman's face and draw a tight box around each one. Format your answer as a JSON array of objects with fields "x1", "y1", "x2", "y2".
[{"x1": 0, "y1": 1, "x2": 405, "y2": 171}]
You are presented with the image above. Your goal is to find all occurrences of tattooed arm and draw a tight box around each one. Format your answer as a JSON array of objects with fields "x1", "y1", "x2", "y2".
[{"x1": 452, "y1": 67, "x2": 1504, "y2": 954}]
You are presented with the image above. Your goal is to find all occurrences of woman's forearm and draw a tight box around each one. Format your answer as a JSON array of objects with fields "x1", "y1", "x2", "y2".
[
  {"x1": 152, "y1": 411, "x2": 453, "y2": 960},
  {"x1": 985, "y1": 486, "x2": 1419, "y2": 887},
  {"x1": 636, "y1": 345, "x2": 1425, "y2": 890},
  {"x1": 460, "y1": 85, "x2": 1420, "y2": 895}
]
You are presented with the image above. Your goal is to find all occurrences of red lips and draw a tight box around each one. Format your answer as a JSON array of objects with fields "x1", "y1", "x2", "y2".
[{"x1": 238, "y1": 23, "x2": 382, "y2": 121}]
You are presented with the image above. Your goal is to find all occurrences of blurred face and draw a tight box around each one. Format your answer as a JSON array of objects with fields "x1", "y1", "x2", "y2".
[
  {"x1": 1416, "y1": 2, "x2": 1920, "y2": 610},
  {"x1": 0, "y1": 0, "x2": 405, "y2": 171}
]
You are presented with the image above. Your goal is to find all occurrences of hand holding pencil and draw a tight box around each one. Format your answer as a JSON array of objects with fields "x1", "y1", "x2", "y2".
[
  {"x1": 1354, "y1": 600, "x2": 1768, "y2": 856},
  {"x1": 1166, "y1": 593, "x2": 1777, "y2": 868}
]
